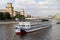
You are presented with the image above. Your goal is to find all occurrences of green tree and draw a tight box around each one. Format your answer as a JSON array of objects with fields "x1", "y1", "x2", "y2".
[
  {"x1": 5, "y1": 12, "x2": 11, "y2": 19},
  {"x1": 14, "y1": 14, "x2": 25, "y2": 19},
  {"x1": 0, "y1": 12, "x2": 3, "y2": 20},
  {"x1": 0, "y1": 12, "x2": 11, "y2": 20},
  {"x1": 3, "y1": 12, "x2": 11, "y2": 20},
  {"x1": 20, "y1": 15, "x2": 25, "y2": 19},
  {"x1": 15, "y1": 14, "x2": 21, "y2": 18}
]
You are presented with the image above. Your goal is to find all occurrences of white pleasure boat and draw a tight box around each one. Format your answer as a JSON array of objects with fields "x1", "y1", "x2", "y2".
[{"x1": 14, "y1": 18, "x2": 52, "y2": 35}]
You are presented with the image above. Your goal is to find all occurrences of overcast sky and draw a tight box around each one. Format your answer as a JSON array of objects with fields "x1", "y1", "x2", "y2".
[{"x1": 0, "y1": 0, "x2": 60, "y2": 17}]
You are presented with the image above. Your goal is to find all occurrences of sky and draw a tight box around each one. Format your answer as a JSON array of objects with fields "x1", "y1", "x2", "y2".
[{"x1": 0, "y1": 0, "x2": 60, "y2": 17}]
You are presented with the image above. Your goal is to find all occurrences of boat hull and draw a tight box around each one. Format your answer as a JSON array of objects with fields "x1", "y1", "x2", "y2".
[
  {"x1": 26, "y1": 26, "x2": 51, "y2": 32},
  {"x1": 16, "y1": 32, "x2": 27, "y2": 35},
  {"x1": 16, "y1": 26, "x2": 51, "y2": 35}
]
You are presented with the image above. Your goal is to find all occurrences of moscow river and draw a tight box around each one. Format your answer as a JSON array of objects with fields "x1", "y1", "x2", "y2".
[{"x1": 14, "y1": 20, "x2": 60, "y2": 40}]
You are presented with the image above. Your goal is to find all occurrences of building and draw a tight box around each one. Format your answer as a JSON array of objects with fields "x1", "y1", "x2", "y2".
[
  {"x1": 6, "y1": 3, "x2": 13, "y2": 17},
  {"x1": 53, "y1": 14, "x2": 60, "y2": 20},
  {"x1": 20, "y1": 9, "x2": 25, "y2": 16},
  {"x1": 0, "y1": 9, "x2": 6, "y2": 12},
  {"x1": 26, "y1": 14, "x2": 31, "y2": 18},
  {"x1": 0, "y1": 3, "x2": 25, "y2": 17},
  {"x1": 13, "y1": 11, "x2": 20, "y2": 17}
]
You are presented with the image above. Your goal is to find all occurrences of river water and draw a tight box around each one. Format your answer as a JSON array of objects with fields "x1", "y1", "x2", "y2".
[{"x1": 14, "y1": 20, "x2": 60, "y2": 40}]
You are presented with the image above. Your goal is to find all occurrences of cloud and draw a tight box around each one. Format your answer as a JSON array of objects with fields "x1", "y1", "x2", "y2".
[
  {"x1": 0, "y1": 0, "x2": 60, "y2": 17},
  {"x1": 0, "y1": 0, "x2": 12, "y2": 9}
]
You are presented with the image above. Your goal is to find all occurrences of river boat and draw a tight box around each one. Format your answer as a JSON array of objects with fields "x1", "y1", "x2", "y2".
[{"x1": 14, "y1": 18, "x2": 52, "y2": 35}]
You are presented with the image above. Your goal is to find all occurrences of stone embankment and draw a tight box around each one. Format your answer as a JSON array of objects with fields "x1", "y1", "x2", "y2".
[{"x1": 0, "y1": 21, "x2": 17, "y2": 24}]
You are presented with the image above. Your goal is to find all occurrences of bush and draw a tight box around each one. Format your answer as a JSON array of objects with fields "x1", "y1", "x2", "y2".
[
  {"x1": 14, "y1": 14, "x2": 25, "y2": 20},
  {"x1": 0, "y1": 12, "x2": 11, "y2": 20}
]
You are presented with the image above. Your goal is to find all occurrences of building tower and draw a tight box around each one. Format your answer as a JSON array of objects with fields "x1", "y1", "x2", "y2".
[
  {"x1": 20, "y1": 9, "x2": 25, "y2": 16},
  {"x1": 6, "y1": 3, "x2": 13, "y2": 17}
]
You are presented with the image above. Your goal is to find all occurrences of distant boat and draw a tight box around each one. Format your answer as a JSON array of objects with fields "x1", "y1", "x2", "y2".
[
  {"x1": 56, "y1": 22, "x2": 60, "y2": 24},
  {"x1": 14, "y1": 18, "x2": 52, "y2": 35}
]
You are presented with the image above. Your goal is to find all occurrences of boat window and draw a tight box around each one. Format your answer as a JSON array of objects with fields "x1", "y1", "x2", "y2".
[
  {"x1": 19, "y1": 25, "x2": 20, "y2": 26},
  {"x1": 31, "y1": 25, "x2": 32, "y2": 26},
  {"x1": 41, "y1": 19, "x2": 49, "y2": 22},
  {"x1": 31, "y1": 25, "x2": 35, "y2": 26},
  {"x1": 19, "y1": 25, "x2": 25, "y2": 26},
  {"x1": 14, "y1": 27, "x2": 18, "y2": 29},
  {"x1": 21, "y1": 25, "x2": 25, "y2": 26},
  {"x1": 28, "y1": 25, "x2": 29, "y2": 27}
]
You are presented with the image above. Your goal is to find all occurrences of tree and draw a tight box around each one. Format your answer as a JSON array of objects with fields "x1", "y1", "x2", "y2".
[
  {"x1": 0, "y1": 12, "x2": 11, "y2": 20},
  {"x1": 20, "y1": 15, "x2": 25, "y2": 19},
  {"x1": 0, "y1": 12, "x2": 3, "y2": 20},
  {"x1": 5, "y1": 12, "x2": 11, "y2": 19},
  {"x1": 3, "y1": 12, "x2": 11, "y2": 20},
  {"x1": 14, "y1": 14, "x2": 21, "y2": 18},
  {"x1": 14, "y1": 14, "x2": 25, "y2": 20}
]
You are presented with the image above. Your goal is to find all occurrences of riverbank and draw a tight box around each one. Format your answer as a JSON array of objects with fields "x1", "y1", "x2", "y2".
[{"x1": 0, "y1": 21, "x2": 17, "y2": 24}]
